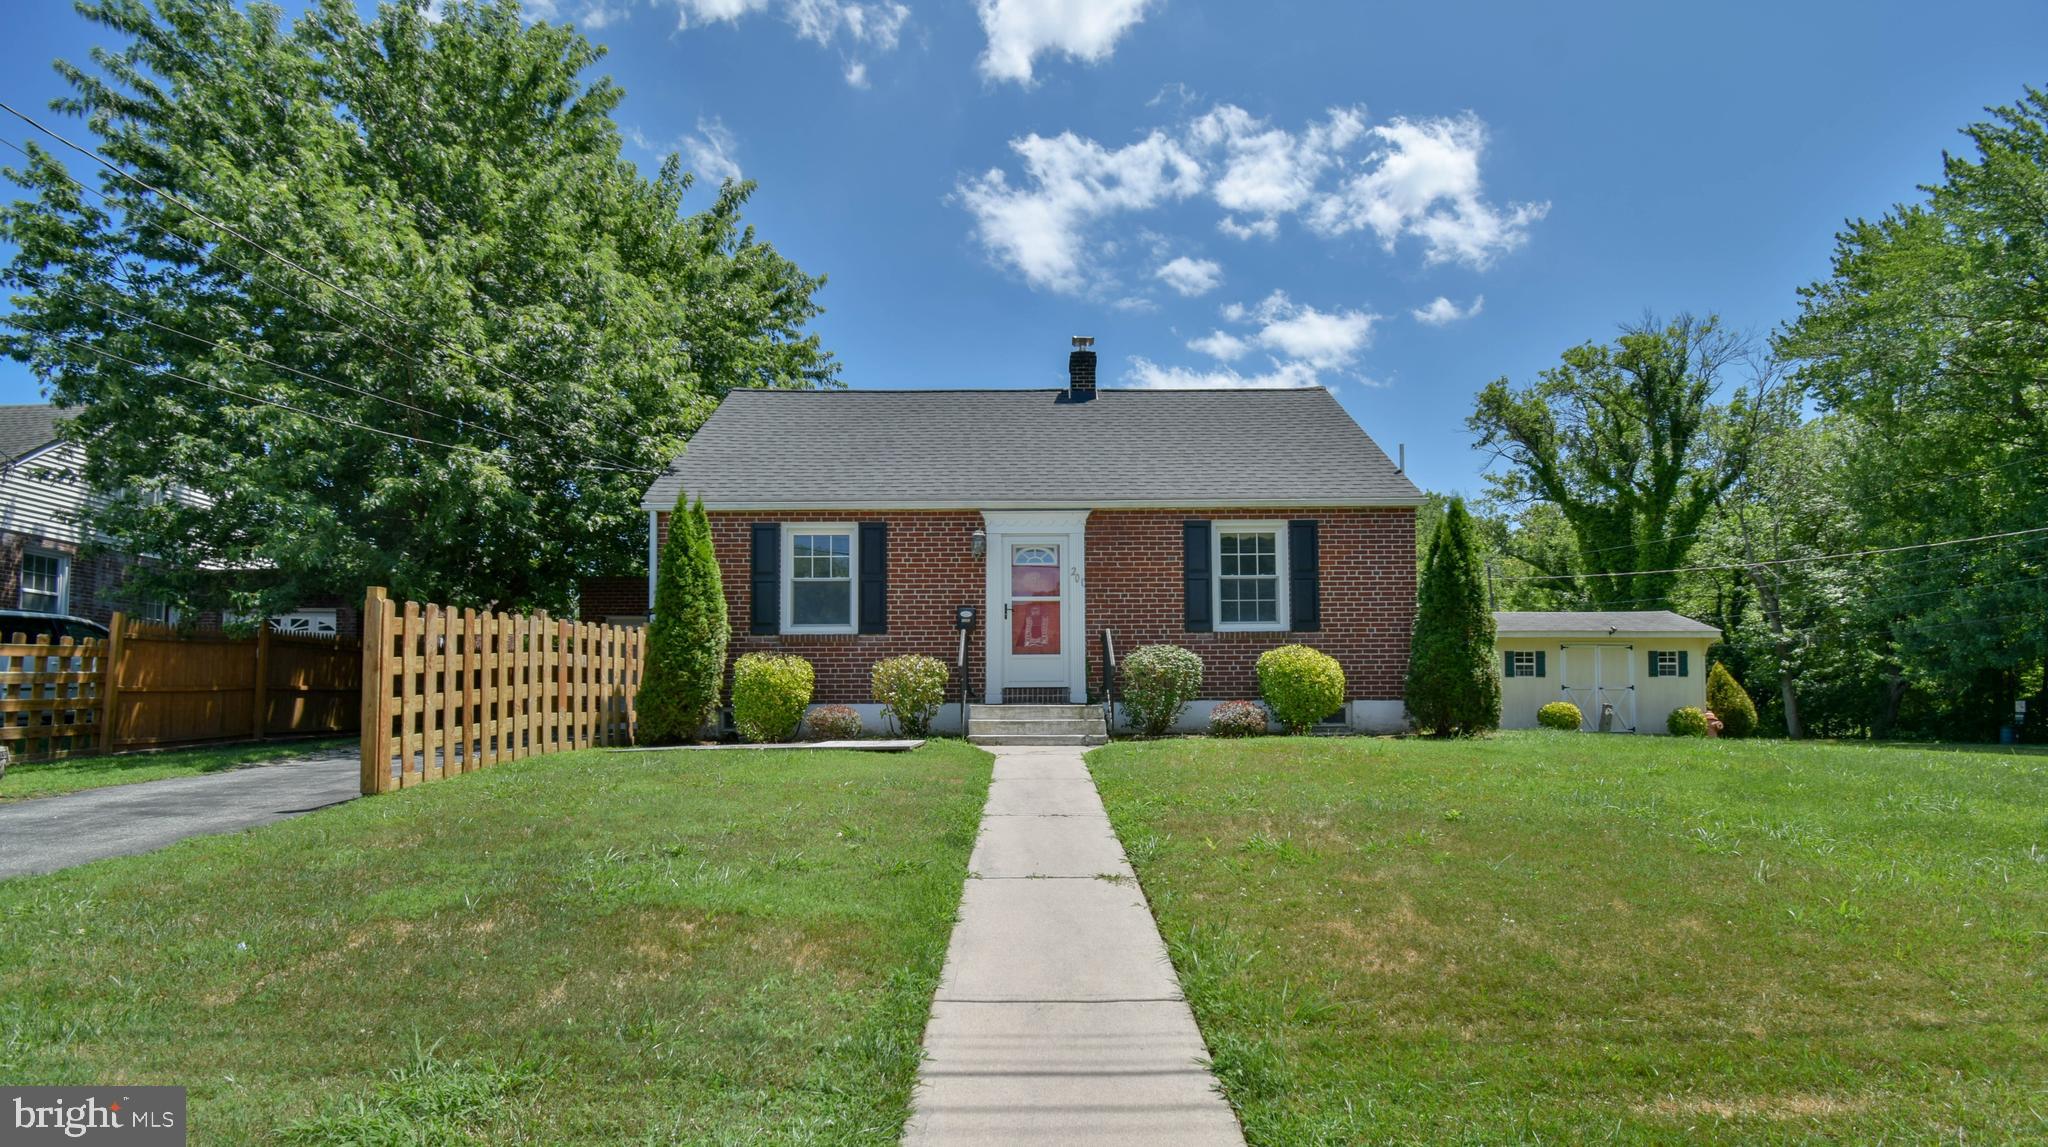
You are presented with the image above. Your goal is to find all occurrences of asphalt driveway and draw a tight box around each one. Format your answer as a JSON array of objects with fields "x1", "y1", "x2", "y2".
[{"x1": 0, "y1": 748, "x2": 359, "y2": 879}]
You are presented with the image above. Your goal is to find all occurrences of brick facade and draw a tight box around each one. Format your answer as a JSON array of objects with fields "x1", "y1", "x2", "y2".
[
  {"x1": 658, "y1": 506, "x2": 1416, "y2": 707},
  {"x1": 577, "y1": 575, "x2": 651, "y2": 623}
]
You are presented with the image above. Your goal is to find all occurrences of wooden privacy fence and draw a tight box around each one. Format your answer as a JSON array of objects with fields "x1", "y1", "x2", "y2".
[
  {"x1": 0, "y1": 616, "x2": 360, "y2": 762},
  {"x1": 0, "y1": 634, "x2": 109, "y2": 760},
  {"x1": 359, "y1": 587, "x2": 644, "y2": 795},
  {"x1": 104, "y1": 615, "x2": 360, "y2": 750}
]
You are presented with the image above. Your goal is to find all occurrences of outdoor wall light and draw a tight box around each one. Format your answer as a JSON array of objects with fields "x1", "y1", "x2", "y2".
[{"x1": 969, "y1": 527, "x2": 987, "y2": 558}]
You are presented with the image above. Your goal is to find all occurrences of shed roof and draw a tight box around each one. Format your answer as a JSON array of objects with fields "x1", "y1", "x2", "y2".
[
  {"x1": 641, "y1": 387, "x2": 1422, "y2": 510},
  {"x1": 1493, "y1": 610, "x2": 1722, "y2": 639}
]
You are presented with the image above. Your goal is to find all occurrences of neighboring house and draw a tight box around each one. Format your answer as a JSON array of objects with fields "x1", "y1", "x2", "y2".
[
  {"x1": 639, "y1": 339, "x2": 1422, "y2": 733},
  {"x1": 0, "y1": 404, "x2": 353, "y2": 635},
  {"x1": 1494, "y1": 610, "x2": 1721, "y2": 733}
]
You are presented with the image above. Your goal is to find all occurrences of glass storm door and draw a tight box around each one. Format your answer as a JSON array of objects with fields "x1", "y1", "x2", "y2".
[{"x1": 1004, "y1": 541, "x2": 1066, "y2": 687}]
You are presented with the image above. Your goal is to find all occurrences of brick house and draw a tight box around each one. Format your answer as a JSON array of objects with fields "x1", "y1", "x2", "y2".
[{"x1": 639, "y1": 340, "x2": 1422, "y2": 734}]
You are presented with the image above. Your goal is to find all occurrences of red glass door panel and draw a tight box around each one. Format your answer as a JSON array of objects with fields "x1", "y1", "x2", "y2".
[{"x1": 1011, "y1": 600, "x2": 1061, "y2": 655}]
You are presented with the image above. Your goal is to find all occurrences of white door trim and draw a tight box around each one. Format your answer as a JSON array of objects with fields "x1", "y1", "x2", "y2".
[{"x1": 982, "y1": 510, "x2": 1090, "y2": 703}]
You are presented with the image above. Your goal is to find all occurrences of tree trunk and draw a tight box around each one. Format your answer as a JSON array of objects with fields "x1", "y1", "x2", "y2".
[{"x1": 1735, "y1": 509, "x2": 1802, "y2": 739}]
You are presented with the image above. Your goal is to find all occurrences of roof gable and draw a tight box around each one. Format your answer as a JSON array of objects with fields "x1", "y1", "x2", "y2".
[
  {"x1": 1493, "y1": 610, "x2": 1722, "y2": 639},
  {"x1": 0, "y1": 405, "x2": 72, "y2": 466},
  {"x1": 642, "y1": 387, "x2": 1422, "y2": 510}
]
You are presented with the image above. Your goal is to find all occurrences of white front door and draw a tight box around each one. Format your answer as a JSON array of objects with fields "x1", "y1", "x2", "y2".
[{"x1": 982, "y1": 510, "x2": 1090, "y2": 703}]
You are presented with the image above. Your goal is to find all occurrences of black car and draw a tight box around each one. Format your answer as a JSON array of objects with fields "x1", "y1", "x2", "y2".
[{"x1": 0, "y1": 610, "x2": 110, "y2": 643}]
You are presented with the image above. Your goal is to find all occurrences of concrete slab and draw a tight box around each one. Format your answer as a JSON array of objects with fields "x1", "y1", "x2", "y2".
[
  {"x1": 989, "y1": 753, "x2": 1092, "y2": 782},
  {"x1": 938, "y1": 874, "x2": 1181, "y2": 1003},
  {"x1": 971, "y1": 813, "x2": 1131, "y2": 879},
  {"x1": 905, "y1": 1000, "x2": 1241, "y2": 1147},
  {"x1": 982, "y1": 777, "x2": 1107, "y2": 817}
]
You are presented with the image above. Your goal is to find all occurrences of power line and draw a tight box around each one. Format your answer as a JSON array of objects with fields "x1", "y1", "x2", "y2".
[
  {"x1": 0, "y1": 132, "x2": 664, "y2": 477},
  {"x1": 1497, "y1": 526, "x2": 2048, "y2": 584}
]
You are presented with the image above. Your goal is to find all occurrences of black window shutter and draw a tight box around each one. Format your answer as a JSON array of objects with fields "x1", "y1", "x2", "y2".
[
  {"x1": 1502, "y1": 651, "x2": 1516, "y2": 678},
  {"x1": 1288, "y1": 519, "x2": 1320, "y2": 631},
  {"x1": 858, "y1": 521, "x2": 888, "y2": 634},
  {"x1": 1647, "y1": 651, "x2": 1660, "y2": 678},
  {"x1": 749, "y1": 523, "x2": 780, "y2": 635},
  {"x1": 1678, "y1": 650, "x2": 1690, "y2": 678},
  {"x1": 1183, "y1": 520, "x2": 1212, "y2": 632},
  {"x1": 1535, "y1": 650, "x2": 1546, "y2": 678}
]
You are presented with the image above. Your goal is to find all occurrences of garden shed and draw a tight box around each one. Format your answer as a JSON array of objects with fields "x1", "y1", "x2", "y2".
[{"x1": 1494, "y1": 611, "x2": 1721, "y2": 734}]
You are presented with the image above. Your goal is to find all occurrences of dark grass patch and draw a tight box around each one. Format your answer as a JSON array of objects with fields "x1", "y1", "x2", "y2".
[
  {"x1": 1090, "y1": 733, "x2": 2048, "y2": 1144},
  {"x1": 0, "y1": 741, "x2": 991, "y2": 1144}
]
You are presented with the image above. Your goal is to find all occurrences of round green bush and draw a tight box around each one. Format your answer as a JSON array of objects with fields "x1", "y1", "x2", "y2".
[
  {"x1": 1667, "y1": 706, "x2": 1711, "y2": 737},
  {"x1": 1209, "y1": 700, "x2": 1268, "y2": 738},
  {"x1": 870, "y1": 654, "x2": 949, "y2": 736},
  {"x1": 731, "y1": 652, "x2": 814, "y2": 743},
  {"x1": 1256, "y1": 645, "x2": 1346, "y2": 734},
  {"x1": 1120, "y1": 644, "x2": 1204, "y2": 736},
  {"x1": 1537, "y1": 701, "x2": 1582, "y2": 731},
  {"x1": 804, "y1": 704, "x2": 862, "y2": 741},
  {"x1": 1706, "y1": 662, "x2": 1757, "y2": 738}
]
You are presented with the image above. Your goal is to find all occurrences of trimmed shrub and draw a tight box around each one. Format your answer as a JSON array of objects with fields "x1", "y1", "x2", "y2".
[
  {"x1": 1257, "y1": 645, "x2": 1346, "y2": 734},
  {"x1": 1404, "y1": 496, "x2": 1501, "y2": 736},
  {"x1": 804, "y1": 704, "x2": 863, "y2": 741},
  {"x1": 732, "y1": 653, "x2": 813, "y2": 743},
  {"x1": 1668, "y1": 706, "x2": 1711, "y2": 737},
  {"x1": 1209, "y1": 700, "x2": 1268, "y2": 738},
  {"x1": 871, "y1": 654, "x2": 949, "y2": 736},
  {"x1": 636, "y1": 498, "x2": 728, "y2": 744},
  {"x1": 1120, "y1": 644, "x2": 1204, "y2": 736},
  {"x1": 1706, "y1": 662, "x2": 1757, "y2": 738},
  {"x1": 1537, "y1": 701, "x2": 1582, "y2": 731}
]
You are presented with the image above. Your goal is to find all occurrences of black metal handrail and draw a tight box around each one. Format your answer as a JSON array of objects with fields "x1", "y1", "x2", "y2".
[{"x1": 1100, "y1": 628, "x2": 1117, "y2": 733}]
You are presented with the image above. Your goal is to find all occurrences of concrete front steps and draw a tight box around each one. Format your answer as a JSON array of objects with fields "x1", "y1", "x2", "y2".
[{"x1": 967, "y1": 703, "x2": 1108, "y2": 747}]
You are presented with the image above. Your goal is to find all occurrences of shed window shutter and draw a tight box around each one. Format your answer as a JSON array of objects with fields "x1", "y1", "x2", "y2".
[
  {"x1": 1182, "y1": 520, "x2": 1212, "y2": 632},
  {"x1": 1678, "y1": 650, "x2": 1689, "y2": 678},
  {"x1": 1535, "y1": 650, "x2": 1546, "y2": 678},
  {"x1": 1288, "y1": 519, "x2": 1320, "y2": 631},
  {"x1": 1502, "y1": 651, "x2": 1516, "y2": 678},
  {"x1": 1647, "y1": 651, "x2": 1660, "y2": 678},
  {"x1": 858, "y1": 522, "x2": 888, "y2": 634},
  {"x1": 749, "y1": 523, "x2": 780, "y2": 635}
]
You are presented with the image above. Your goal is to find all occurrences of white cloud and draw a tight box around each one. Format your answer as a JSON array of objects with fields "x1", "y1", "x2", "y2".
[
  {"x1": 1126, "y1": 356, "x2": 1322, "y2": 390},
  {"x1": 1308, "y1": 114, "x2": 1547, "y2": 267},
  {"x1": 1216, "y1": 215, "x2": 1278, "y2": 240},
  {"x1": 956, "y1": 131, "x2": 1202, "y2": 294},
  {"x1": 1155, "y1": 255, "x2": 1223, "y2": 297},
  {"x1": 1236, "y1": 290, "x2": 1377, "y2": 368},
  {"x1": 1189, "y1": 104, "x2": 1365, "y2": 234},
  {"x1": 1187, "y1": 330, "x2": 1250, "y2": 361},
  {"x1": 1412, "y1": 294, "x2": 1484, "y2": 325},
  {"x1": 633, "y1": 117, "x2": 744, "y2": 185},
  {"x1": 977, "y1": 0, "x2": 1154, "y2": 86},
  {"x1": 667, "y1": 0, "x2": 909, "y2": 86}
]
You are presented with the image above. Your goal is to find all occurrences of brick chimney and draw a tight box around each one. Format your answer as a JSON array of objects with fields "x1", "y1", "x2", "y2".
[{"x1": 1067, "y1": 335, "x2": 1097, "y2": 401}]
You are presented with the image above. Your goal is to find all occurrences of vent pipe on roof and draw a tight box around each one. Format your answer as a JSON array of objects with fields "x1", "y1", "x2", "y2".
[
  {"x1": 1068, "y1": 335, "x2": 1097, "y2": 402},
  {"x1": 1397, "y1": 443, "x2": 1405, "y2": 472}
]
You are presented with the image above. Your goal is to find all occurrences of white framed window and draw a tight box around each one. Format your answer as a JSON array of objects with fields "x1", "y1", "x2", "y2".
[
  {"x1": 271, "y1": 608, "x2": 339, "y2": 636},
  {"x1": 783, "y1": 525, "x2": 856, "y2": 634},
  {"x1": 1650, "y1": 649, "x2": 1681, "y2": 677},
  {"x1": 20, "y1": 550, "x2": 68, "y2": 614},
  {"x1": 1508, "y1": 650, "x2": 1537, "y2": 678},
  {"x1": 139, "y1": 599, "x2": 179, "y2": 626},
  {"x1": 1214, "y1": 522, "x2": 1288, "y2": 631}
]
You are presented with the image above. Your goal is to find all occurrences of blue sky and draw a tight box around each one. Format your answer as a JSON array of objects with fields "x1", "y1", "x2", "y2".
[{"x1": 3, "y1": 0, "x2": 2045, "y2": 497}]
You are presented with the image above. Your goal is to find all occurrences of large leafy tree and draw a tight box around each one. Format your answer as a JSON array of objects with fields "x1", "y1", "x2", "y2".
[
  {"x1": 1775, "y1": 88, "x2": 2048, "y2": 735},
  {"x1": 1, "y1": 0, "x2": 835, "y2": 616},
  {"x1": 1469, "y1": 314, "x2": 1765, "y2": 609}
]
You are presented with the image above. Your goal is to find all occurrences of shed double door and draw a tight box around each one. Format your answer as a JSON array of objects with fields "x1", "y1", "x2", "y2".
[{"x1": 1559, "y1": 643, "x2": 1636, "y2": 732}]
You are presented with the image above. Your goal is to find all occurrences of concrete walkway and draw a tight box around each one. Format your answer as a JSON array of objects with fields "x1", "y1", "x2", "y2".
[
  {"x1": 0, "y1": 748, "x2": 359, "y2": 879},
  {"x1": 904, "y1": 745, "x2": 1243, "y2": 1146}
]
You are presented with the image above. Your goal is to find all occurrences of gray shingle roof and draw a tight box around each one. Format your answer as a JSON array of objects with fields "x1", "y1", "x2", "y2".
[
  {"x1": 0, "y1": 405, "x2": 71, "y2": 465},
  {"x1": 1493, "y1": 610, "x2": 1722, "y2": 638},
  {"x1": 642, "y1": 387, "x2": 1422, "y2": 510}
]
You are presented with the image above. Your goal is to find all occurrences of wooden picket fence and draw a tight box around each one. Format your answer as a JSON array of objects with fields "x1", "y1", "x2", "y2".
[
  {"x1": 358, "y1": 587, "x2": 644, "y2": 795},
  {"x1": 0, "y1": 633, "x2": 110, "y2": 760},
  {"x1": 105, "y1": 615, "x2": 360, "y2": 750}
]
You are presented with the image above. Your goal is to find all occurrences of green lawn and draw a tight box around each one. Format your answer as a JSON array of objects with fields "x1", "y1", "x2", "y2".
[
  {"x1": 0, "y1": 741, "x2": 991, "y2": 1144},
  {"x1": 1090, "y1": 733, "x2": 2048, "y2": 1145},
  {"x1": 0, "y1": 736, "x2": 355, "y2": 801}
]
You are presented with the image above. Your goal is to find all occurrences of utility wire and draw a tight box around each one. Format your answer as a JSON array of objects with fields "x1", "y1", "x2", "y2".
[{"x1": 1497, "y1": 526, "x2": 2048, "y2": 583}]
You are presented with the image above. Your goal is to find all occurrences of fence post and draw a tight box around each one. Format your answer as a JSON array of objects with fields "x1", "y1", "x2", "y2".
[
  {"x1": 251, "y1": 622, "x2": 272, "y2": 742},
  {"x1": 100, "y1": 612, "x2": 126, "y2": 754},
  {"x1": 359, "y1": 587, "x2": 388, "y2": 795}
]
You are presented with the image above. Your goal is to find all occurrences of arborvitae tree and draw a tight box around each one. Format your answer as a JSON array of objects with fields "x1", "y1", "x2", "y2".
[
  {"x1": 1706, "y1": 661, "x2": 1758, "y2": 738},
  {"x1": 1406, "y1": 497, "x2": 1501, "y2": 736},
  {"x1": 636, "y1": 499, "x2": 728, "y2": 744}
]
